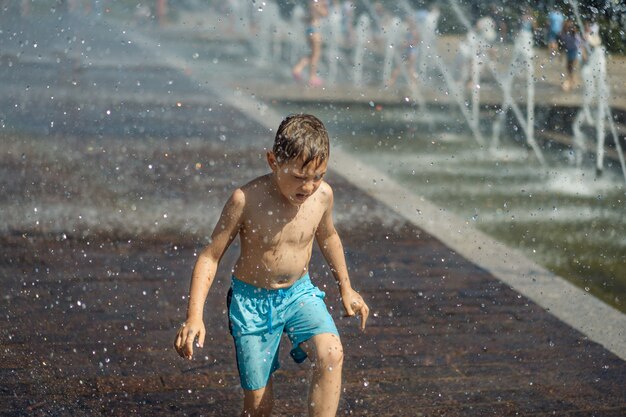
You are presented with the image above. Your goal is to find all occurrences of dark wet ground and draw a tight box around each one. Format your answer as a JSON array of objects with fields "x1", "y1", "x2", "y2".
[{"x1": 0, "y1": 13, "x2": 625, "y2": 417}]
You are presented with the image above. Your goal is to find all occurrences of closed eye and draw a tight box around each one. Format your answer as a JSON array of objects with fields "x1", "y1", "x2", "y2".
[{"x1": 293, "y1": 172, "x2": 325, "y2": 181}]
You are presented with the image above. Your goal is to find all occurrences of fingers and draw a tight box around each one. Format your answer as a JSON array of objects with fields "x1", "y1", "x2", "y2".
[
  {"x1": 358, "y1": 303, "x2": 369, "y2": 331},
  {"x1": 174, "y1": 326, "x2": 190, "y2": 358},
  {"x1": 174, "y1": 329, "x2": 184, "y2": 355},
  {"x1": 344, "y1": 302, "x2": 355, "y2": 317},
  {"x1": 346, "y1": 297, "x2": 364, "y2": 315},
  {"x1": 197, "y1": 327, "x2": 205, "y2": 349},
  {"x1": 184, "y1": 328, "x2": 196, "y2": 359},
  {"x1": 346, "y1": 299, "x2": 369, "y2": 331},
  {"x1": 174, "y1": 325, "x2": 201, "y2": 360}
]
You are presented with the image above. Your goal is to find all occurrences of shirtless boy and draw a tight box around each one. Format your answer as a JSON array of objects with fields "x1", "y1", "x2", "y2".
[{"x1": 174, "y1": 114, "x2": 369, "y2": 417}]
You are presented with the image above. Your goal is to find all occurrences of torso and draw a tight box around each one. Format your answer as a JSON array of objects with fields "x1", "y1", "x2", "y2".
[
  {"x1": 308, "y1": 0, "x2": 327, "y2": 28},
  {"x1": 232, "y1": 175, "x2": 330, "y2": 289}
]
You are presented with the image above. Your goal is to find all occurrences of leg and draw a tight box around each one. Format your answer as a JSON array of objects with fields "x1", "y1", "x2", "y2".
[
  {"x1": 292, "y1": 56, "x2": 310, "y2": 80},
  {"x1": 308, "y1": 32, "x2": 323, "y2": 85},
  {"x1": 548, "y1": 35, "x2": 557, "y2": 56},
  {"x1": 241, "y1": 378, "x2": 274, "y2": 417},
  {"x1": 407, "y1": 54, "x2": 419, "y2": 87},
  {"x1": 228, "y1": 284, "x2": 282, "y2": 417},
  {"x1": 301, "y1": 333, "x2": 343, "y2": 417},
  {"x1": 563, "y1": 58, "x2": 574, "y2": 91},
  {"x1": 387, "y1": 66, "x2": 401, "y2": 87}
]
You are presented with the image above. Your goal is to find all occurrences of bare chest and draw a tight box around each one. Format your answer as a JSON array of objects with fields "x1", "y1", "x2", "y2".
[{"x1": 241, "y1": 207, "x2": 322, "y2": 248}]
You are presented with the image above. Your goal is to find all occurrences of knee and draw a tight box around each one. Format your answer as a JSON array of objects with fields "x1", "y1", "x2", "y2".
[{"x1": 314, "y1": 340, "x2": 344, "y2": 370}]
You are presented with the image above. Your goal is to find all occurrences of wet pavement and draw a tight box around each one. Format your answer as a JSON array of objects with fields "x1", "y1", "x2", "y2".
[{"x1": 1, "y1": 12, "x2": 625, "y2": 417}]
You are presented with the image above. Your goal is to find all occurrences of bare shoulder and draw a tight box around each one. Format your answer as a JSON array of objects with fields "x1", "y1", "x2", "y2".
[
  {"x1": 229, "y1": 187, "x2": 246, "y2": 207},
  {"x1": 317, "y1": 181, "x2": 334, "y2": 207},
  {"x1": 233, "y1": 174, "x2": 275, "y2": 214},
  {"x1": 225, "y1": 176, "x2": 270, "y2": 210},
  {"x1": 221, "y1": 187, "x2": 246, "y2": 221},
  {"x1": 239, "y1": 174, "x2": 272, "y2": 200}
]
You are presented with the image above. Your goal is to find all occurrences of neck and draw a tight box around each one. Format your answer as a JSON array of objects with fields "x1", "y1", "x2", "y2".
[{"x1": 268, "y1": 174, "x2": 302, "y2": 212}]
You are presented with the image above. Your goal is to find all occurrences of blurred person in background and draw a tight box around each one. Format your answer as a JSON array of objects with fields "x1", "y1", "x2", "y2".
[
  {"x1": 292, "y1": 0, "x2": 329, "y2": 87},
  {"x1": 559, "y1": 19, "x2": 579, "y2": 91}
]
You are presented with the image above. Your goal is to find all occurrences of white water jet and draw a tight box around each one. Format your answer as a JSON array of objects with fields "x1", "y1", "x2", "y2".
[
  {"x1": 324, "y1": 1, "x2": 344, "y2": 85},
  {"x1": 225, "y1": 0, "x2": 623, "y2": 184},
  {"x1": 254, "y1": 2, "x2": 274, "y2": 67},
  {"x1": 352, "y1": 14, "x2": 371, "y2": 87},
  {"x1": 569, "y1": 0, "x2": 626, "y2": 183},
  {"x1": 545, "y1": 167, "x2": 616, "y2": 197},
  {"x1": 288, "y1": 5, "x2": 307, "y2": 65},
  {"x1": 573, "y1": 45, "x2": 626, "y2": 183},
  {"x1": 488, "y1": 28, "x2": 544, "y2": 167}
]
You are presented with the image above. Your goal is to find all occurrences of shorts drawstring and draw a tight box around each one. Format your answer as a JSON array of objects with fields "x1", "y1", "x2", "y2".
[
  {"x1": 267, "y1": 289, "x2": 286, "y2": 333},
  {"x1": 267, "y1": 294, "x2": 273, "y2": 333}
]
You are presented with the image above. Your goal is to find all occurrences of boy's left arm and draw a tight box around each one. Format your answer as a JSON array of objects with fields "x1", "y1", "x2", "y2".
[{"x1": 315, "y1": 185, "x2": 369, "y2": 331}]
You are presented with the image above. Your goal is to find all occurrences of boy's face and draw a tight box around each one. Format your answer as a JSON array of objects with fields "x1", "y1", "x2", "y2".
[{"x1": 267, "y1": 152, "x2": 328, "y2": 206}]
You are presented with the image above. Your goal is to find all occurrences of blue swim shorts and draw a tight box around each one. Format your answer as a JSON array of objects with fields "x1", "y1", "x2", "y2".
[
  {"x1": 548, "y1": 30, "x2": 560, "y2": 44},
  {"x1": 227, "y1": 273, "x2": 339, "y2": 391}
]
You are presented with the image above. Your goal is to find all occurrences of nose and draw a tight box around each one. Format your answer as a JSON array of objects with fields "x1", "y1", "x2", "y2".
[{"x1": 301, "y1": 180, "x2": 315, "y2": 194}]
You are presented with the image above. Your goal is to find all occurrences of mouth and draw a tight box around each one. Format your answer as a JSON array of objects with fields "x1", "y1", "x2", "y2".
[{"x1": 294, "y1": 193, "x2": 310, "y2": 202}]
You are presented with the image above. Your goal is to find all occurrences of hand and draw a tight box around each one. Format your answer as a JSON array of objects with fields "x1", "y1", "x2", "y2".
[
  {"x1": 341, "y1": 288, "x2": 369, "y2": 331},
  {"x1": 174, "y1": 318, "x2": 205, "y2": 360}
]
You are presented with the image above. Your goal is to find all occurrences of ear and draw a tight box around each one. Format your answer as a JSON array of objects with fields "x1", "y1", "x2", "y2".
[{"x1": 267, "y1": 151, "x2": 279, "y2": 172}]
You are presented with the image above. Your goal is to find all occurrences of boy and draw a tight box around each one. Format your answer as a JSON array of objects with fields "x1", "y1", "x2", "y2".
[{"x1": 174, "y1": 114, "x2": 369, "y2": 417}]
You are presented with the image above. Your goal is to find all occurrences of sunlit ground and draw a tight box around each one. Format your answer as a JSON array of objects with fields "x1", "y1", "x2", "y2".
[{"x1": 274, "y1": 103, "x2": 626, "y2": 312}]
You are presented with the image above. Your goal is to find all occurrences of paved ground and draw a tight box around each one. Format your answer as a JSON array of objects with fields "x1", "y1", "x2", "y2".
[{"x1": 0, "y1": 12, "x2": 625, "y2": 417}]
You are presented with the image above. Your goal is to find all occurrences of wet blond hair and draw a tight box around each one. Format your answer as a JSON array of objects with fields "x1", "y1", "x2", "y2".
[{"x1": 273, "y1": 114, "x2": 329, "y2": 167}]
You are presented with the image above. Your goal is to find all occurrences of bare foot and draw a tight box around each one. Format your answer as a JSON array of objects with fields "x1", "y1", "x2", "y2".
[
  {"x1": 292, "y1": 70, "x2": 304, "y2": 83},
  {"x1": 308, "y1": 76, "x2": 324, "y2": 87}
]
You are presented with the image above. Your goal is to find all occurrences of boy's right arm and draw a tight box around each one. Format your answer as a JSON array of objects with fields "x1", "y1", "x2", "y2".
[{"x1": 174, "y1": 189, "x2": 245, "y2": 360}]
